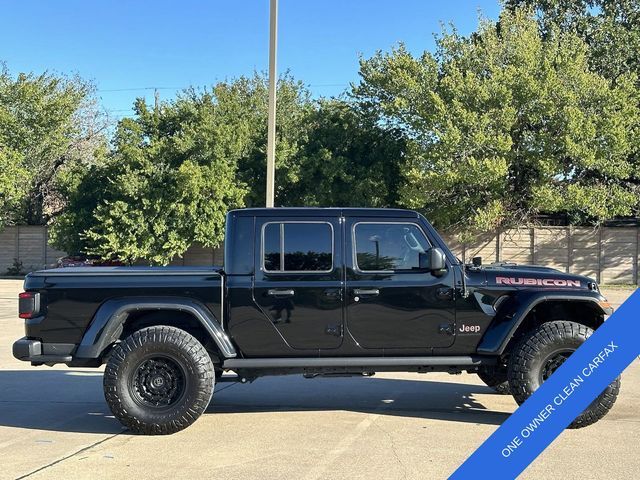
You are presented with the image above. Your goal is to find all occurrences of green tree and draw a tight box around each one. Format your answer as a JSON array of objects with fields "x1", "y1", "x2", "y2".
[
  {"x1": 51, "y1": 73, "x2": 408, "y2": 262},
  {"x1": 281, "y1": 99, "x2": 406, "y2": 207},
  {"x1": 208, "y1": 77, "x2": 406, "y2": 209},
  {"x1": 47, "y1": 146, "x2": 111, "y2": 255},
  {"x1": 51, "y1": 74, "x2": 314, "y2": 263},
  {"x1": 0, "y1": 148, "x2": 28, "y2": 229},
  {"x1": 353, "y1": 10, "x2": 639, "y2": 234},
  {"x1": 505, "y1": 0, "x2": 640, "y2": 82},
  {"x1": 505, "y1": 1, "x2": 640, "y2": 224},
  {"x1": 228, "y1": 74, "x2": 313, "y2": 207},
  {"x1": 0, "y1": 64, "x2": 105, "y2": 227},
  {"x1": 52, "y1": 87, "x2": 250, "y2": 265}
]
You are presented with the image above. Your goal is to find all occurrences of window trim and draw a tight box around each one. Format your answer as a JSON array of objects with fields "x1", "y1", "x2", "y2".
[
  {"x1": 261, "y1": 221, "x2": 335, "y2": 274},
  {"x1": 352, "y1": 221, "x2": 433, "y2": 274}
]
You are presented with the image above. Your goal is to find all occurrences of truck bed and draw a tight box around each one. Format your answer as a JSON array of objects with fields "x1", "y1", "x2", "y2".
[{"x1": 24, "y1": 267, "x2": 224, "y2": 344}]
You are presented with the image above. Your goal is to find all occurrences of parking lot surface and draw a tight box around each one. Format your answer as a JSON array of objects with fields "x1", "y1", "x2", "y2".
[{"x1": 0, "y1": 279, "x2": 637, "y2": 479}]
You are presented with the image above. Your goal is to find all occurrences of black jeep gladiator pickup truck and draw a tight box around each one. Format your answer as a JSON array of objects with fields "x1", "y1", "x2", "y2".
[{"x1": 13, "y1": 208, "x2": 620, "y2": 434}]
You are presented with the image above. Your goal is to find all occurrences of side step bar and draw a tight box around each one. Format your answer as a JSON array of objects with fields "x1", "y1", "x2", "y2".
[{"x1": 223, "y1": 356, "x2": 494, "y2": 370}]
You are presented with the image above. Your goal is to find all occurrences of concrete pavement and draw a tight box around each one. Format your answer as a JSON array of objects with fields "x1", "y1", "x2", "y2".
[{"x1": 0, "y1": 279, "x2": 637, "y2": 479}]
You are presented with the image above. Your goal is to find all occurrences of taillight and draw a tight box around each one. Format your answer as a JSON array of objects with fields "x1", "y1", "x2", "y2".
[{"x1": 18, "y1": 292, "x2": 40, "y2": 319}]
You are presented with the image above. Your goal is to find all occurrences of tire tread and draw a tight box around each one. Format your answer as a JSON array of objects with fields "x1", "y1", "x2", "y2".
[
  {"x1": 508, "y1": 320, "x2": 620, "y2": 429},
  {"x1": 104, "y1": 325, "x2": 214, "y2": 435}
]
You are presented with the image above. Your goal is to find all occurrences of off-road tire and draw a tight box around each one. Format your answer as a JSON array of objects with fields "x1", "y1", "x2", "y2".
[
  {"x1": 508, "y1": 320, "x2": 620, "y2": 429},
  {"x1": 104, "y1": 326, "x2": 215, "y2": 435},
  {"x1": 477, "y1": 365, "x2": 511, "y2": 395}
]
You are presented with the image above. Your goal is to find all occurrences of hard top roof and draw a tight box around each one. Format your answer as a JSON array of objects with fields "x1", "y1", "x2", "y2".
[{"x1": 229, "y1": 207, "x2": 419, "y2": 218}]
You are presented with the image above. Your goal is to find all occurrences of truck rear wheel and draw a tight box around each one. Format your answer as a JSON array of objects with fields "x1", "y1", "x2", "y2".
[
  {"x1": 508, "y1": 320, "x2": 620, "y2": 429},
  {"x1": 104, "y1": 325, "x2": 215, "y2": 435},
  {"x1": 477, "y1": 365, "x2": 511, "y2": 395}
]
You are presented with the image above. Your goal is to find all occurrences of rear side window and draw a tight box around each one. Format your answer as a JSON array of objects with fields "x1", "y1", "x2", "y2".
[
  {"x1": 263, "y1": 222, "x2": 333, "y2": 272},
  {"x1": 354, "y1": 223, "x2": 430, "y2": 272},
  {"x1": 263, "y1": 223, "x2": 281, "y2": 271}
]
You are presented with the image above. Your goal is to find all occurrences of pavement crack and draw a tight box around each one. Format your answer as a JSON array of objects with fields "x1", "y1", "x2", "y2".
[
  {"x1": 373, "y1": 419, "x2": 408, "y2": 480},
  {"x1": 15, "y1": 431, "x2": 125, "y2": 480},
  {"x1": 302, "y1": 410, "x2": 383, "y2": 480}
]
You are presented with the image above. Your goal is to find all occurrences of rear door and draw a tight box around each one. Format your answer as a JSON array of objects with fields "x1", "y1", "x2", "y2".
[
  {"x1": 345, "y1": 218, "x2": 456, "y2": 349},
  {"x1": 252, "y1": 217, "x2": 344, "y2": 350}
]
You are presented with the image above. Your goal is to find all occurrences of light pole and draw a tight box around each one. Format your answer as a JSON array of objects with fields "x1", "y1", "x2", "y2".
[{"x1": 266, "y1": 0, "x2": 278, "y2": 208}]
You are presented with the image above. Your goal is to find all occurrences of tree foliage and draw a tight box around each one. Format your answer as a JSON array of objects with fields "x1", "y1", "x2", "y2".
[
  {"x1": 51, "y1": 74, "x2": 312, "y2": 263},
  {"x1": 202, "y1": 77, "x2": 406, "y2": 208},
  {"x1": 51, "y1": 75, "x2": 405, "y2": 263},
  {"x1": 51, "y1": 87, "x2": 250, "y2": 264},
  {"x1": 218, "y1": 74, "x2": 312, "y2": 207},
  {"x1": 281, "y1": 99, "x2": 406, "y2": 208},
  {"x1": 0, "y1": 148, "x2": 27, "y2": 229},
  {"x1": 505, "y1": 0, "x2": 640, "y2": 81},
  {"x1": 353, "y1": 9, "x2": 639, "y2": 234},
  {"x1": 0, "y1": 64, "x2": 105, "y2": 228}
]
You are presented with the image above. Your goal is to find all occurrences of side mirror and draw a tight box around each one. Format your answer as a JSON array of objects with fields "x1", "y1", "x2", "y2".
[{"x1": 419, "y1": 247, "x2": 446, "y2": 272}]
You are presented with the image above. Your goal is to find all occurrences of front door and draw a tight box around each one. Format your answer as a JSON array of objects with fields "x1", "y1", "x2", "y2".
[
  {"x1": 253, "y1": 217, "x2": 344, "y2": 350},
  {"x1": 345, "y1": 219, "x2": 456, "y2": 349}
]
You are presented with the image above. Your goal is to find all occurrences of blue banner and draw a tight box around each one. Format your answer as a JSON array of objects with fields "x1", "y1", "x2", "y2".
[{"x1": 450, "y1": 289, "x2": 640, "y2": 479}]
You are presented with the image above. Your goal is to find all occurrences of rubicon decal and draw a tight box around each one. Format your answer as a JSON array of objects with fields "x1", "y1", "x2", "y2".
[{"x1": 496, "y1": 277, "x2": 581, "y2": 288}]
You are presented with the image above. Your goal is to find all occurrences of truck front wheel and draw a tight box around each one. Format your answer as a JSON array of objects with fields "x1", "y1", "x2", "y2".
[
  {"x1": 104, "y1": 325, "x2": 215, "y2": 435},
  {"x1": 508, "y1": 320, "x2": 620, "y2": 429}
]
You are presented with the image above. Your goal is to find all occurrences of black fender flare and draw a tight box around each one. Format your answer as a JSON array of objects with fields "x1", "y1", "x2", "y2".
[
  {"x1": 74, "y1": 297, "x2": 237, "y2": 359},
  {"x1": 477, "y1": 291, "x2": 611, "y2": 355}
]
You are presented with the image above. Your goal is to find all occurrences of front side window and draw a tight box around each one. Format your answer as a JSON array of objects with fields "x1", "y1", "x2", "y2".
[
  {"x1": 354, "y1": 223, "x2": 430, "y2": 272},
  {"x1": 263, "y1": 222, "x2": 333, "y2": 272}
]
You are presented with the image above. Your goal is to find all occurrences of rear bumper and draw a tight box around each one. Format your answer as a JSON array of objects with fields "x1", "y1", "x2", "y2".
[{"x1": 13, "y1": 337, "x2": 74, "y2": 364}]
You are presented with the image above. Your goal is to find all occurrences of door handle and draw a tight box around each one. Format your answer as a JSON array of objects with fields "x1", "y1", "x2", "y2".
[
  {"x1": 353, "y1": 288, "x2": 380, "y2": 296},
  {"x1": 323, "y1": 288, "x2": 342, "y2": 299},
  {"x1": 267, "y1": 289, "x2": 295, "y2": 297},
  {"x1": 436, "y1": 287, "x2": 453, "y2": 300}
]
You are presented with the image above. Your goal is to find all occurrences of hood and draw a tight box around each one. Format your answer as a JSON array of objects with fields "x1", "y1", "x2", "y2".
[{"x1": 474, "y1": 263, "x2": 597, "y2": 291}]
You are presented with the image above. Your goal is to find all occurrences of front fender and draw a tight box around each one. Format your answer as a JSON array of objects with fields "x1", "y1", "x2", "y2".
[
  {"x1": 74, "y1": 297, "x2": 237, "y2": 359},
  {"x1": 477, "y1": 290, "x2": 611, "y2": 355}
]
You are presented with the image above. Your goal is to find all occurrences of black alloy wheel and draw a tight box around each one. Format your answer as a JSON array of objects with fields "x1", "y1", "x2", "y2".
[{"x1": 104, "y1": 325, "x2": 215, "y2": 435}]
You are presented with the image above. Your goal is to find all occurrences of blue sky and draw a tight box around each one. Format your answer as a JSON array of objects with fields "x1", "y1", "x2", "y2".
[{"x1": 1, "y1": 0, "x2": 501, "y2": 119}]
